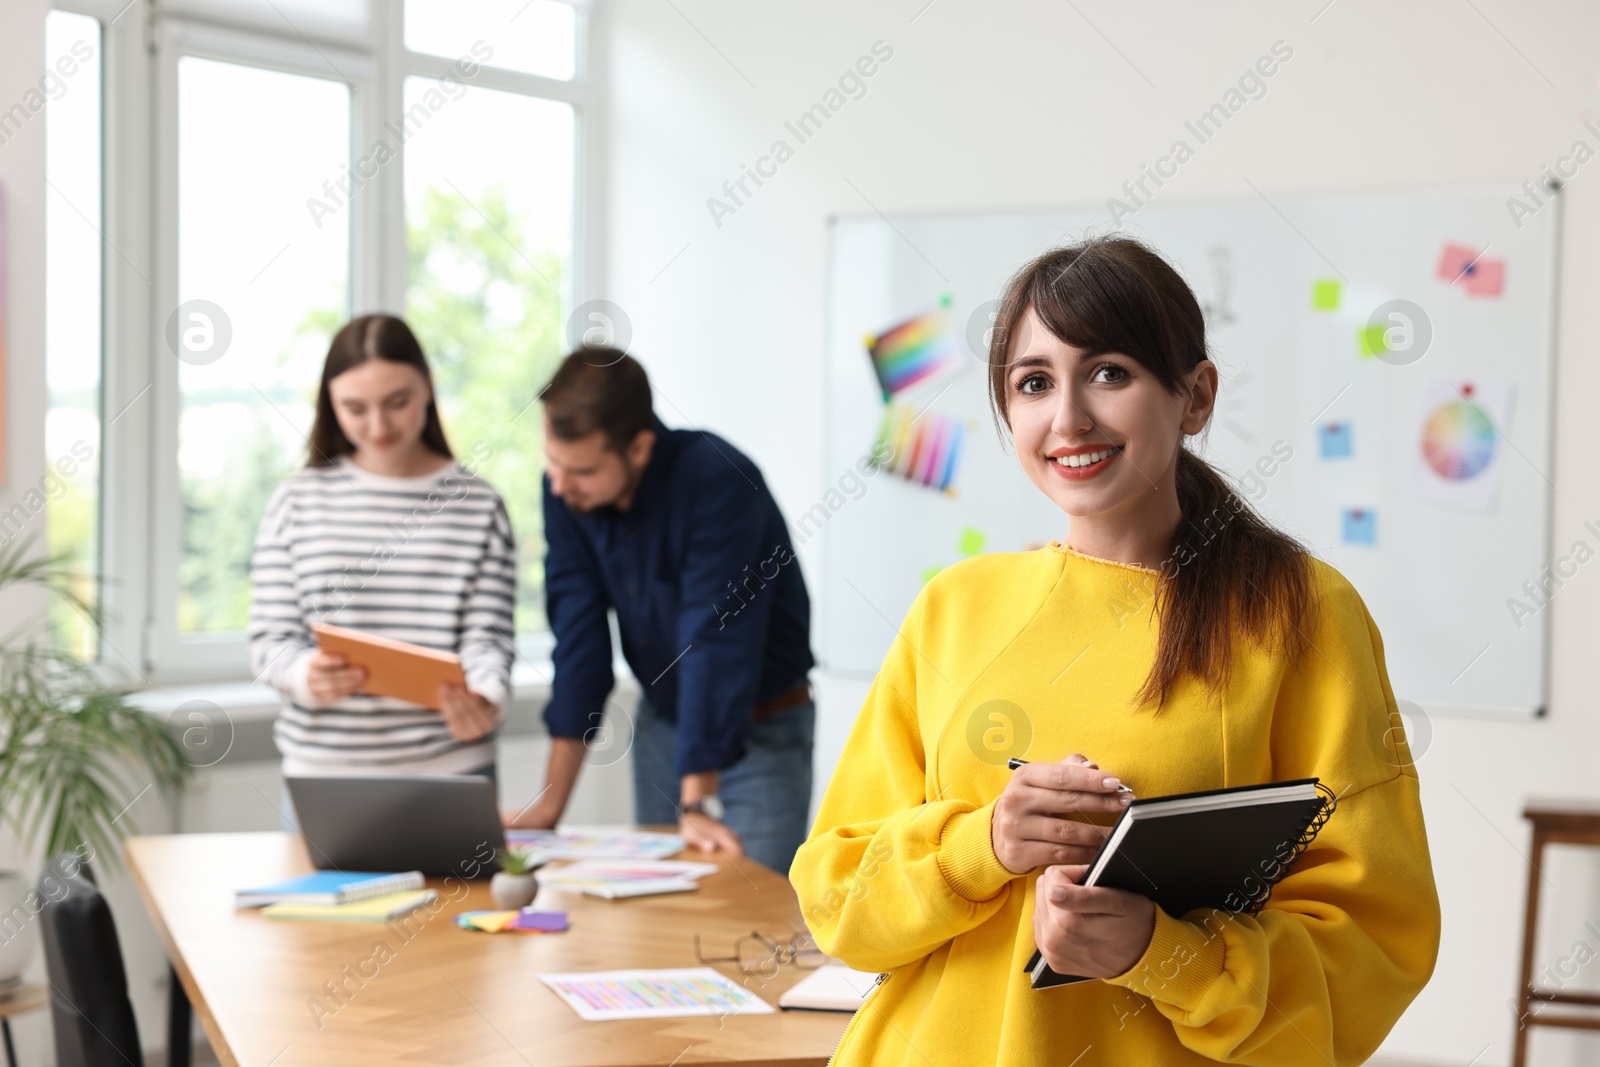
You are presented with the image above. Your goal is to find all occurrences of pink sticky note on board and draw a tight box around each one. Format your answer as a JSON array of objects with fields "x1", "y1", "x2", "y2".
[{"x1": 1436, "y1": 242, "x2": 1505, "y2": 296}]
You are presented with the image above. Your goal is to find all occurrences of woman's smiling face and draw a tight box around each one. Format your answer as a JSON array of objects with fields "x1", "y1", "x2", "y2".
[{"x1": 1005, "y1": 305, "x2": 1215, "y2": 525}]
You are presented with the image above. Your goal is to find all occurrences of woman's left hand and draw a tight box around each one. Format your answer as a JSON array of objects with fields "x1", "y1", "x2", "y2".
[
  {"x1": 1032, "y1": 864, "x2": 1157, "y2": 979},
  {"x1": 437, "y1": 684, "x2": 499, "y2": 741}
]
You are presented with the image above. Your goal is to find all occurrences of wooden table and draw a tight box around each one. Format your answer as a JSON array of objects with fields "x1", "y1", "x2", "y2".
[{"x1": 126, "y1": 833, "x2": 848, "y2": 1067}]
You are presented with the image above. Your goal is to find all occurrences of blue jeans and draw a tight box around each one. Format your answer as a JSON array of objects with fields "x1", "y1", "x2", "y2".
[{"x1": 631, "y1": 692, "x2": 814, "y2": 876}]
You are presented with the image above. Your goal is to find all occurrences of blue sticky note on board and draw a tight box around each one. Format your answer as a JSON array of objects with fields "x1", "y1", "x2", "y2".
[
  {"x1": 1342, "y1": 508, "x2": 1376, "y2": 545},
  {"x1": 1318, "y1": 422, "x2": 1352, "y2": 459}
]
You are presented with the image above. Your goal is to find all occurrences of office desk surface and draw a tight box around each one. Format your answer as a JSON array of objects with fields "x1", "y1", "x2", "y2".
[{"x1": 126, "y1": 833, "x2": 850, "y2": 1067}]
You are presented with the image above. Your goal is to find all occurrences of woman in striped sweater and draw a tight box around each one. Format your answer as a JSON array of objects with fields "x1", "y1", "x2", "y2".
[{"x1": 248, "y1": 315, "x2": 517, "y2": 781}]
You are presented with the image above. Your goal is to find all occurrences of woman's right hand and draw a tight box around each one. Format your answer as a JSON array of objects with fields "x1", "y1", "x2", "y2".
[
  {"x1": 305, "y1": 651, "x2": 367, "y2": 706},
  {"x1": 991, "y1": 753, "x2": 1134, "y2": 875}
]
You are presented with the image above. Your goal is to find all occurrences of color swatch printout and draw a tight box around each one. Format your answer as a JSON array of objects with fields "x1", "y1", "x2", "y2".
[
  {"x1": 538, "y1": 968, "x2": 775, "y2": 1022},
  {"x1": 1410, "y1": 375, "x2": 1515, "y2": 514},
  {"x1": 873, "y1": 400, "x2": 966, "y2": 493},
  {"x1": 864, "y1": 305, "x2": 964, "y2": 400},
  {"x1": 503, "y1": 829, "x2": 684, "y2": 862}
]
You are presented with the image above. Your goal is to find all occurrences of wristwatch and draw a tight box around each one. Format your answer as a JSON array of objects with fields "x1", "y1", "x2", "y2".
[{"x1": 681, "y1": 796, "x2": 725, "y2": 821}]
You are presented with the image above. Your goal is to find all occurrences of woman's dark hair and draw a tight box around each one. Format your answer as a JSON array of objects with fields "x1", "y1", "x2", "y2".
[
  {"x1": 540, "y1": 347, "x2": 655, "y2": 454},
  {"x1": 307, "y1": 315, "x2": 453, "y2": 466},
  {"x1": 986, "y1": 235, "x2": 1314, "y2": 707}
]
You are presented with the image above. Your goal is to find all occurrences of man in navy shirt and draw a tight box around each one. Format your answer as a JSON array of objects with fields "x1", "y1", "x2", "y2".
[{"x1": 507, "y1": 348, "x2": 815, "y2": 875}]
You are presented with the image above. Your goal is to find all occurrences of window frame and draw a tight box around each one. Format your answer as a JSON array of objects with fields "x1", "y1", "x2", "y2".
[{"x1": 60, "y1": 0, "x2": 595, "y2": 686}]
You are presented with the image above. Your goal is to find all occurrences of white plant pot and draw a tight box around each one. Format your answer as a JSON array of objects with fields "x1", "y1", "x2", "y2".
[
  {"x1": 490, "y1": 872, "x2": 539, "y2": 910},
  {"x1": 0, "y1": 870, "x2": 39, "y2": 985}
]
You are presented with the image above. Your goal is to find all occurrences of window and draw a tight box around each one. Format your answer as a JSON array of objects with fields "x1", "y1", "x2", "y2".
[
  {"x1": 44, "y1": 8, "x2": 104, "y2": 660},
  {"x1": 403, "y1": 77, "x2": 575, "y2": 632},
  {"x1": 406, "y1": 0, "x2": 576, "y2": 81},
  {"x1": 173, "y1": 57, "x2": 351, "y2": 635},
  {"x1": 66, "y1": 0, "x2": 591, "y2": 682}
]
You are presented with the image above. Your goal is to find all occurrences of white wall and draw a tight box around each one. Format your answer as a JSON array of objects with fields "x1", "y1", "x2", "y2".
[{"x1": 601, "y1": 2, "x2": 1600, "y2": 1064}]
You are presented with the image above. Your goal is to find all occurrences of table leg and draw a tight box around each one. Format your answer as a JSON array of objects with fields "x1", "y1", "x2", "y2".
[
  {"x1": 1512, "y1": 829, "x2": 1545, "y2": 1067},
  {"x1": 3, "y1": 1018, "x2": 16, "y2": 1067},
  {"x1": 168, "y1": 965, "x2": 192, "y2": 1067}
]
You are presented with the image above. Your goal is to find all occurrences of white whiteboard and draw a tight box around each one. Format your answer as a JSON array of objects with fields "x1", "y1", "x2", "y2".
[{"x1": 820, "y1": 188, "x2": 1558, "y2": 717}]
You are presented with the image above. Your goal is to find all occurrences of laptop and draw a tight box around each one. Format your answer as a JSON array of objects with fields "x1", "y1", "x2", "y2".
[{"x1": 286, "y1": 774, "x2": 507, "y2": 877}]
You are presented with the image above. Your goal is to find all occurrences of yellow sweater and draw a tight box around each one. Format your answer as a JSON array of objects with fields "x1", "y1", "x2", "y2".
[{"x1": 793, "y1": 543, "x2": 1440, "y2": 1066}]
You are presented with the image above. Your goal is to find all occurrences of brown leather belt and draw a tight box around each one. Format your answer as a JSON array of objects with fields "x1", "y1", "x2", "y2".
[{"x1": 753, "y1": 681, "x2": 812, "y2": 721}]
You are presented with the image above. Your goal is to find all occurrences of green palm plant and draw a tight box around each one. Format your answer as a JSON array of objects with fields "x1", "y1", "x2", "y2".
[{"x1": 0, "y1": 539, "x2": 190, "y2": 867}]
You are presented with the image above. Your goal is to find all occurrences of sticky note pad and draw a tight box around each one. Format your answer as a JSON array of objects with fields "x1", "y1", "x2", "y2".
[
  {"x1": 957, "y1": 526, "x2": 987, "y2": 557},
  {"x1": 1318, "y1": 422, "x2": 1353, "y2": 459},
  {"x1": 511, "y1": 910, "x2": 569, "y2": 933},
  {"x1": 1311, "y1": 279, "x2": 1341, "y2": 311},
  {"x1": 1358, "y1": 324, "x2": 1388, "y2": 358},
  {"x1": 1342, "y1": 508, "x2": 1376, "y2": 545},
  {"x1": 456, "y1": 910, "x2": 518, "y2": 933}
]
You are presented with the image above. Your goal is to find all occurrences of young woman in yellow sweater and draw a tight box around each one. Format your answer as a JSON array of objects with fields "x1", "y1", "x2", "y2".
[{"x1": 792, "y1": 236, "x2": 1441, "y2": 1066}]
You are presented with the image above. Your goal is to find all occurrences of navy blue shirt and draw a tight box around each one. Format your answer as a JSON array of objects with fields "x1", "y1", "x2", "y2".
[{"x1": 542, "y1": 415, "x2": 814, "y2": 776}]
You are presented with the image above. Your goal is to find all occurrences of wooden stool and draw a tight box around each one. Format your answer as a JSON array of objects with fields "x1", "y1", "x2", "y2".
[
  {"x1": 1514, "y1": 800, "x2": 1600, "y2": 1067},
  {"x1": 0, "y1": 983, "x2": 47, "y2": 1067}
]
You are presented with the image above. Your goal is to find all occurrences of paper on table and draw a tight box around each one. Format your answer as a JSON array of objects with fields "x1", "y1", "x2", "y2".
[
  {"x1": 778, "y1": 963, "x2": 886, "y2": 1012},
  {"x1": 538, "y1": 967, "x2": 775, "y2": 1022},
  {"x1": 503, "y1": 829, "x2": 685, "y2": 862},
  {"x1": 539, "y1": 860, "x2": 720, "y2": 889}
]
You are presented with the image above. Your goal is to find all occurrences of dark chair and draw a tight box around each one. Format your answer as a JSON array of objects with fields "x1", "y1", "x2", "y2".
[{"x1": 37, "y1": 852, "x2": 142, "y2": 1067}]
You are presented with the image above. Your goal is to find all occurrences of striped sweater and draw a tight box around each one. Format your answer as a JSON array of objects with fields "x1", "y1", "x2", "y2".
[{"x1": 248, "y1": 455, "x2": 517, "y2": 775}]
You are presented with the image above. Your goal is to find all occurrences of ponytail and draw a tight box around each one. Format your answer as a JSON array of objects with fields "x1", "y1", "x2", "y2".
[{"x1": 1137, "y1": 450, "x2": 1314, "y2": 708}]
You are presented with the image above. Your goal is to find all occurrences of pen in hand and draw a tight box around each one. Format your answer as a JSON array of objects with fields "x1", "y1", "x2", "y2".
[{"x1": 1007, "y1": 757, "x2": 1135, "y2": 793}]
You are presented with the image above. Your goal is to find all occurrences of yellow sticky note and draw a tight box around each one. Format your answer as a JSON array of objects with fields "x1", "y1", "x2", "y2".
[
  {"x1": 1357, "y1": 323, "x2": 1388, "y2": 357},
  {"x1": 1311, "y1": 279, "x2": 1341, "y2": 311}
]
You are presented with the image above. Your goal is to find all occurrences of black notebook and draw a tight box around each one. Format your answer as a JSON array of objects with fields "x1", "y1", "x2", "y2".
[{"x1": 1025, "y1": 777, "x2": 1335, "y2": 989}]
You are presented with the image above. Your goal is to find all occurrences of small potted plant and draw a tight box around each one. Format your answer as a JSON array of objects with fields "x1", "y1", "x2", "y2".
[{"x1": 490, "y1": 846, "x2": 545, "y2": 909}]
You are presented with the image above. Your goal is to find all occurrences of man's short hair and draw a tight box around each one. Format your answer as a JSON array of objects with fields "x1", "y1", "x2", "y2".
[{"x1": 541, "y1": 348, "x2": 654, "y2": 454}]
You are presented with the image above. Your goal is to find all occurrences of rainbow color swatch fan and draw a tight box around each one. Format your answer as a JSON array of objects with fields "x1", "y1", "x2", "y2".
[
  {"x1": 873, "y1": 400, "x2": 967, "y2": 494},
  {"x1": 864, "y1": 300, "x2": 964, "y2": 400}
]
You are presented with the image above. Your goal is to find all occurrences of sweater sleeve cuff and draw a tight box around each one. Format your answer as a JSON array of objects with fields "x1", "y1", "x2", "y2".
[
  {"x1": 468, "y1": 675, "x2": 510, "y2": 716},
  {"x1": 284, "y1": 647, "x2": 319, "y2": 709},
  {"x1": 936, "y1": 802, "x2": 1016, "y2": 902},
  {"x1": 1102, "y1": 906, "x2": 1227, "y2": 1010}
]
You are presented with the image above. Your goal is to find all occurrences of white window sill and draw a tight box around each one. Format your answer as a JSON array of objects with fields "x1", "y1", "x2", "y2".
[{"x1": 126, "y1": 659, "x2": 637, "y2": 721}]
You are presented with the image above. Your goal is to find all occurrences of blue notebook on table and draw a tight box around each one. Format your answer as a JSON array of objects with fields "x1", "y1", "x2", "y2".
[{"x1": 234, "y1": 870, "x2": 424, "y2": 907}]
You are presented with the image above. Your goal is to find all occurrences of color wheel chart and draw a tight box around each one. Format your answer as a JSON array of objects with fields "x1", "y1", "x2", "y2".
[{"x1": 1421, "y1": 396, "x2": 1497, "y2": 480}]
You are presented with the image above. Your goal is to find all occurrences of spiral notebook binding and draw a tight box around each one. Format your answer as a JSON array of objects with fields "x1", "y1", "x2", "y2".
[{"x1": 1242, "y1": 781, "x2": 1339, "y2": 917}]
